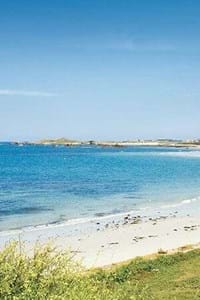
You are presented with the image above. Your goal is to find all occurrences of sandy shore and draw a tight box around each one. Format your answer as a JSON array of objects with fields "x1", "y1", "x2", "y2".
[{"x1": 0, "y1": 212, "x2": 200, "y2": 268}]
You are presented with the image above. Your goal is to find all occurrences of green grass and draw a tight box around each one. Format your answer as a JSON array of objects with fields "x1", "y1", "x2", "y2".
[{"x1": 0, "y1": 242, "x2": 200, "y2": 299}]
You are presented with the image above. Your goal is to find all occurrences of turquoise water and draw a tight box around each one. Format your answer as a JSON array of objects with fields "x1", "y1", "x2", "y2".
[{"x1": 0, "y1": 143, "x2": 200, "y2": 231}]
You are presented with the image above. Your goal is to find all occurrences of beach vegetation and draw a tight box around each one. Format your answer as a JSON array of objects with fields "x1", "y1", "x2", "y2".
[{"x1": 0, "y1": 242, "x2": 199, "y2": 299}]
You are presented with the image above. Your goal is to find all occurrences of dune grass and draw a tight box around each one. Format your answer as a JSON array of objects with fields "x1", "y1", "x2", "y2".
[{"x1": 0, "y1": 242, "x2": 200, "y2": 299}]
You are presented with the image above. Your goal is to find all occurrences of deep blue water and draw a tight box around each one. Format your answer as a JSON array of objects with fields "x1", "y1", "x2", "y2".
[{"x1": 0, "y1": 143, "x2": 200, "y2": 231}]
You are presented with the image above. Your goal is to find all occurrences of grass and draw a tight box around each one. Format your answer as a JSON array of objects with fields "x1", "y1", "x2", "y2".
[{"x1": 0, "y1": 242, "x2": 200, "y2": 299}]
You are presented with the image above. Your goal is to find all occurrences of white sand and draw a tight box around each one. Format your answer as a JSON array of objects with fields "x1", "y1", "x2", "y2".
[{"x1": 0, "y1": 214, "x2": 200, "y2": 268}]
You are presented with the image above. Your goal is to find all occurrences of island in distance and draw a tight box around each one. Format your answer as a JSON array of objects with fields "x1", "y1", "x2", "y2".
[{"x1": 13, "y1": 138, "x2": 200, "y2": 148}]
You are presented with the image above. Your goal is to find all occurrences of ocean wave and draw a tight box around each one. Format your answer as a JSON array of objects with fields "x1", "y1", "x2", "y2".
[
  {"x1": 0, "y1": 210, "x2": 139, "y2": 237},
  {"x1": 159, "y1": 151, "x2": 200, "y2": 158},
  {"x1": 0, "y1": 196, "x2": 199, "y2": 237},
  {"x1": 161, "y1": 197, "x2": 199, "y2": 209},
  {"x1": 99, "y1": 150, "x2": 200, "y2": 158}
]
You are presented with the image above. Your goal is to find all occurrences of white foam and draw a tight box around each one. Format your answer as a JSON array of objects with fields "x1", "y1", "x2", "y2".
[
  {"x1": 0, "y1": 196, "x2": 199, "y2": 238},
  {"x1": 161, "y1": 197, "x2": 199, "y2": 209},
  {"x1": 99, "y1": 150, "x2": 200, "y2": 158},
  {"x1": 0, "y1": 210, "x2": 139, "y2": 237},
  {"x1": 159, "y1": 151, "x2": 200, "y2": 158}
]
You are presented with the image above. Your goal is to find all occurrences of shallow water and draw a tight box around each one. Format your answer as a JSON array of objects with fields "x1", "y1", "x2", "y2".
[{"x1": 0, "y1": 143, "x2": 200, "y2": 231}]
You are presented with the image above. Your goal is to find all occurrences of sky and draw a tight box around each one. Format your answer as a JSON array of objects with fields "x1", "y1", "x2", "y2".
[{"x1": 0, "y1": 0, "x2": 200, "y2": 141}]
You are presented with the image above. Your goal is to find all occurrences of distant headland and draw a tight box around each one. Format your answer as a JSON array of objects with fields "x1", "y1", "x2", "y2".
[{"x1": 12, "y1": 138, "x2": 200, "y2": 148}]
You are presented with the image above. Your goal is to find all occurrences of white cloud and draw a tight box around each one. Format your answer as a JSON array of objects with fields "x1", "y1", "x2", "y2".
[{"x1": 0, "y1": 89, "x2": 57, "y2": 97}]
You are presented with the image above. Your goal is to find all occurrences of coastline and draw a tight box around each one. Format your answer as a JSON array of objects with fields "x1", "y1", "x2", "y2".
[
  {"x1": 0, "y1": 208, "x2": 200, "y2": 269},
  {"x1": 1, "y1": 142, "x2": 200, "y2": 269},
  {"x1": 12, "y1": 138, "x2": 200, "y2": 148}
]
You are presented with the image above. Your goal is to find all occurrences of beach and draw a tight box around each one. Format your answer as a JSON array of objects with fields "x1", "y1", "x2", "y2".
[
  {"x1": 0, "y1": 146, "x2": 200, "y2": 299},
  {"x1": 0, "y1": 209, "x2": 200, "y2": 268},
  {"x1": 0, "y1": 143, "x2": 200, "y2": 268}
]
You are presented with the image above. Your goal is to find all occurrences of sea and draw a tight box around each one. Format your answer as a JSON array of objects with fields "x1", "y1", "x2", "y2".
[{"x1": 0, "y1": 143, "x2": 200, "y2": 232}]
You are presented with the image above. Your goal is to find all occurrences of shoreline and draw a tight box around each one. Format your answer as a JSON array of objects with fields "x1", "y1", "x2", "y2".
[
  {"x1": 0, "y1": 210, "x2": 200, "y2": 269},
  {"x1": 1, "y1": 143, "x2": 200, "y2": 268},
  {"x1": 0, "y1": 194, "x2": 199, "y2": 236}
]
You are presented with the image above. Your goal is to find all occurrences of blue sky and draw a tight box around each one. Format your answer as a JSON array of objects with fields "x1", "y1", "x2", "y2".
[{"x1": 0, "y1": 0, "x2": 200, "y2": 141}]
